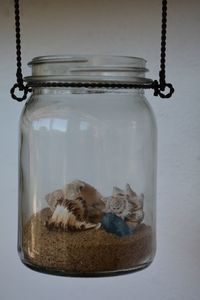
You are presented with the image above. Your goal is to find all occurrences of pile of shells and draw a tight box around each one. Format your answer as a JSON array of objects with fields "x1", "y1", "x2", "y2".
[{"x1": 45, "y1": 180, "x2": 144, "y2": 236}]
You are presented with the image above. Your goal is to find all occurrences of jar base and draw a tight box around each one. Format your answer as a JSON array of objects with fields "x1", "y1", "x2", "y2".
[{"x1": 20, "y1": 257, "x2": 154, "y2": 277}]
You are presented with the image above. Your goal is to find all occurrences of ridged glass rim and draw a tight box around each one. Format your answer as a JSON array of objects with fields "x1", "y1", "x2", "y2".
[
  {"x1": 25, "y1": 55, "x2": 152, "y2": 84},
  {"x1": 28, "y1": 54, "x2": 147, "y2": 66}
]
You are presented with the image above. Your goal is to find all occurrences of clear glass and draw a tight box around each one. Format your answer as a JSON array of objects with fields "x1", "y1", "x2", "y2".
[{"x1": 18, "y1": 55, "x2": 157, "y2": 276}]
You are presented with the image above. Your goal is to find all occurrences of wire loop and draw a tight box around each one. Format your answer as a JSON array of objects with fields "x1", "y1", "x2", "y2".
[
  {"x1": 155, "y1": 83, "x2": 175, "y2": 99},
  {"x1": 10, "y1": 83, "x2": 32, "y2": 102}
]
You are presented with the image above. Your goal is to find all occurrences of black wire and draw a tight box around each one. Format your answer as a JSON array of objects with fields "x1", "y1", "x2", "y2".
[
  {"x1": 14, "y1": 0, "x2": 23, "y2": 89},
  {"x1": 159, "y1": 0, "x2": 167, "y2": 91}
]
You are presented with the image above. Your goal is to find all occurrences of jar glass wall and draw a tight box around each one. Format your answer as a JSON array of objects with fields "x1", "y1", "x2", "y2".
[{"x1": 18, "y1": 55, "x2": 157, "y2": 276}]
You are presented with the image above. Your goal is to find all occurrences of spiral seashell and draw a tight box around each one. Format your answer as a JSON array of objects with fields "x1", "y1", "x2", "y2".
[
  {"x1": 103, "y1": 194, "x2": 132, "y2": 220},
  {"x1": 102, "y1": 184, "x2": 144, "y2": 227}
]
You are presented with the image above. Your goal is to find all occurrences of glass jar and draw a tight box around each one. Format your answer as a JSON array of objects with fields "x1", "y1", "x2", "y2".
[{"x1": 18, "y1": 55, "x2": 157, "y2": 276}]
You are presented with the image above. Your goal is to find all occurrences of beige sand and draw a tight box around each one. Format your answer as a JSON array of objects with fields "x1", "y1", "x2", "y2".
[{"x1": 22, "y1": 208, "x2": 153, "y2": 274}]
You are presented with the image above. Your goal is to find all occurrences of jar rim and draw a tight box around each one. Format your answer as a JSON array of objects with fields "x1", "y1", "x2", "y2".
[
  {"x1": 28, "y1": 54, "x2": 147, "y2": 65},
  {"x1": 25, "y1": 54, "x2": 152, "y2": 85}
]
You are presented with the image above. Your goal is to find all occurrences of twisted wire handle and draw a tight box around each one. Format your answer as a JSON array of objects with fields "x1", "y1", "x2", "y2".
[{"x1": 10, "y1": 0, "x2": 174, "y2": 102}]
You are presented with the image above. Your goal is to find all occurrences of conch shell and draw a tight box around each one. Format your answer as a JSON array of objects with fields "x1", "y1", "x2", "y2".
[
  {"x1": 45, "y1": 180, "x2": 105, "y2": 231},
  {"x1": 103, "y1": 184, "x2": 144, "y2": 228},
  {"x1": 46, "y1": 198, "x2": 101, "y2": 231}
]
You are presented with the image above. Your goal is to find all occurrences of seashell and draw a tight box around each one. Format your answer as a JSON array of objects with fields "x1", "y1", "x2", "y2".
[
  {"x1": 46, "y1": 198, "x2": 101, "y2": 232},
  {"x1": 103, "y1": 194, "x2": 131, "y2": 220},
  {"x1": 126, "y1": 209, "x2": 145, "y2": 230},
  {"x1": 45, "y1": 189, "x2": 64, "y2": 212},
  {"x1": 62, "y1": 180, "x2": 85, "y2": 200},
  {"x1": 101, "y1": 213, "x2": 134, "y2": 237},
  {"x1": 45, "y1": 180, "x2": 105, "y2": 223},
  {"x1": 126, "y1": 184, "x2": 144, "y2": 211},
  {"x1": 112, "y1": 187, "x2": 125, "y2": 197},
  {"x1": 102, "y1": 184, "x2": 144, "y2": 227},
  {"x1": 63, "y1": 180, "x2": 105, "y2": 222}
]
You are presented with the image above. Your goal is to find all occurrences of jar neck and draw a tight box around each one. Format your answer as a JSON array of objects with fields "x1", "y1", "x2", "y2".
[{"x1": 25, "y1": 55, "x2": 152, "y2": 88}]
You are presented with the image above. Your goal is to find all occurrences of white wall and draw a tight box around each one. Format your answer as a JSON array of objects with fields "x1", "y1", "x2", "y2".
[{"x1": 0, "y1": 0, "x2": 200, "y2": 299}]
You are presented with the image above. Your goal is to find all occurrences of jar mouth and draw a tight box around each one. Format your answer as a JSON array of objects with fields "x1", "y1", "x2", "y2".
[{"x1": 25, "y1": 55, "x2": 152, "y2": 85}]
